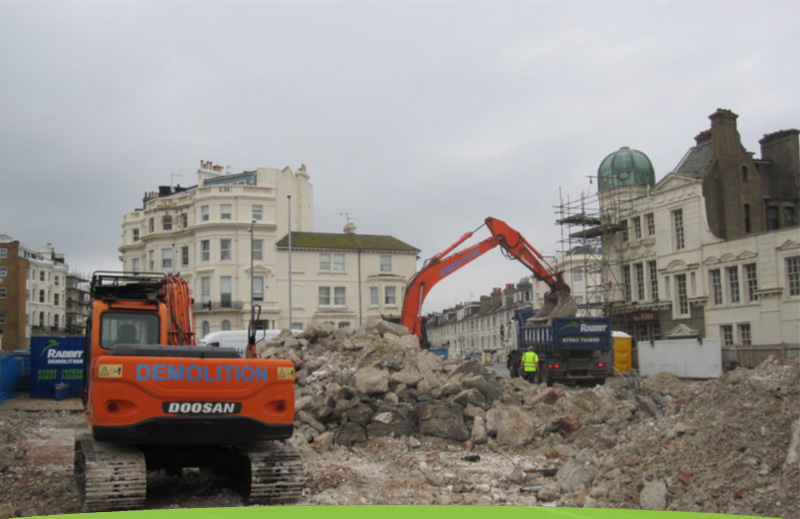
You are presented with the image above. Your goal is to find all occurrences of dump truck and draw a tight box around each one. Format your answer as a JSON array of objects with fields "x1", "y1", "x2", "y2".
[{"x1": 508, "y1": 315, "x2": 613, "y2": 386}]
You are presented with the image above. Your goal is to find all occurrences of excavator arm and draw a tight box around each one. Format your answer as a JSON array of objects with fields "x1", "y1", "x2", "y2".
[{"x1": 400, "y1": 217, "x2": 575, "y2": 340}]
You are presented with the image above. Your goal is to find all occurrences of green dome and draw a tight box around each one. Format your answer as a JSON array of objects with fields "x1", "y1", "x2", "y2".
[{"x1": 597, "y1": 147, "x2": 655, "y2": 192}]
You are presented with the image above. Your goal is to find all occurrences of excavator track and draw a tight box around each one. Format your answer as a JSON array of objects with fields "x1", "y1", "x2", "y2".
[
  {"x1": 74, "y1": 433, "x2": 147, "y2": 512},
  {"x1": 238, "y1": 441, "x2": 306, "y2": 504}
]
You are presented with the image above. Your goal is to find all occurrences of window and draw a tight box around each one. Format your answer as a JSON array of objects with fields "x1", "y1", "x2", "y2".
[
  {"x1": 741, "y1": 166, "x2": 748, "y2": 183},
  {"x1": 676, "y1": 274, "x2": 688, "y2": 315},
  {"x1": 252, "y1": 276, "x2": 264, "y2": 301},
  {"x1": 221, "y1": 204, "x2": 232, "y2": 220},
  {"x1": 202, "y1": 321, "x2": 210, "y2": 337},
  {"x1": 162, "y1": 248, "x2": 172, "y2": 269},
  {"x1": 201, "y1": 205, "x2": 209, "y2": 222},
  {"x1": 380, "y1": 255, "x2": 392, "y2": 273},
  {"x1": 635, "y1": 263, "x2": 645, "y2": 300},
  {"x1": 385, "y1": 286, "x2": 397, "y2": 305},
  {"x1": 572, "y1": 268, "x2": 583, "y2": 282},
  {"x1": 162, "y1": 215, "x2": 173, "y2": 231},
  {"x1": 54, "y1": 275, "x2": 60, "y2": 286},
  {"x1": 710, "y1": 269, "x2": 723, "y2": 305},
  {"x1": 0, "y1": 248, "x2": 6, "y2": 258},
  {"x1": 148, "y1": 250, "x2": 155, "y2": 271},
  {"x1": 181, "y1": 246, "x2": 189, "y2": 267},
  {"x1": 766, "y1": 205, "x2": 779, "y2": 230},
  {"x1": 221, "y1": 320, "x2": 231, "y2": 331},
  {"x1": 721, "y1": 325, "x2": 734, "y2": 346},
  {"x1": 220, "y1": 239, "x2": 231, "y2": 261},
  {"x1": 646, "y1": 213, "x2": 655, "y2": 235},
  {"x1": 200, "y1": 277, "x2": 211, "y2": 305},
  {"x1": 53, "y1": 314, "x2": 59, "y2": 329},
  {"x1": 787, "y1": 256, "x2": 800, "y2": 296},
  {"x1": 333, "y1": 254, "x2": 345, "y2": 271},
  {"x1": 744, "y1": 204, "x2": 751, "y2": 234},
  {"x1": 132, "y1": 258, "x2": 140, "y2": 274},
  {"x1": 132, "y1": 229, "x2": 140, "y2": 242},
  {"x1": 0, "y1": 287, "x2": 6, "y2": 298},
  {"x1": 672, "y1": 209, "x2": 685, "y2": 250},
  {"x1": 220, "y1": 276, "x2": 232, "y2": 308},
  {"x1": 632, "y1": 217, "x2": 642, "y2": 240},
  {"x1": 786, "y1": 207, "x2": 797, "y2": 227},
  {"x1": 252, "y1": 240, "x2": 263, "y2": 261},
  {"x1": 319, "y1": 287, "x2": 331, "y2": 306},
  {"x1": 622, "y1": 265, "x2": 631, "y2": 302},
  {"x1": 744, "y1": 264, "x2": 758, "y2": 302},
  {"x1": 338, "y1": 322, "x2": 350, "y2": 329},
  {"x1": 319, "y1": 254, "x2": 331, "y2": 270},
  {"x1": 149, "y1": 218, "x2": 155, "y2": 232},
  {"x1": 727, "y1": 266, "x2": 740, "y2": 304},
  {"x1": 738, "y1": 323, "x2": 752, "y2": 346},
  {"x1": 621, "y1": 220, "x2": 629, "y2": 242},
  {"x1": 40, "y1": 271, "x2": 45, "y2": 282},
  {"x1": 39, "y1": 289, "x2": 45, "y2": 303},
  {"x1": 334, "y1": 287, "x2": 346, "y2": 306},
  {"x1": 54, "y1": 294, "x2": 60, "y2": 306},
  {"x1": 181, "y1": 213, "x2": 188, "y2": 228},
  {"x1": 252, "y1": 205, "x2": 263, "y2": 221},
  {"x1": 0, "y1": 313, "x2": 5, "y2": 325},
  {"x1": 370, "y1": 286, "x2": 379, "y2": 306},
  {"x1": 39, "y1": 312, "x2": 45, "y2": 327},
  {"x1": 201, "y1": 240, "x2": 210, "y2": 262},
  {"x1": 0, "y1": 266, "x2": 6, "y2": 277}
]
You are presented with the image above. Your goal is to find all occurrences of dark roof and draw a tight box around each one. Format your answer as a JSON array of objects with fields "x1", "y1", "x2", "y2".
[
  {"x1": 276, "y1": 232, "x2": 419, "y2": 253},
  {"x1": 673, "y1": 141, "x2": 714, "y2": 178}
]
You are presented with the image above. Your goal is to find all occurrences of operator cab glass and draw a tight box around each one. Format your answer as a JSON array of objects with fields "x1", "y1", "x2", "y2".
[{"x1": 101, "y1": 312, "x2": 159, "y2": 349}]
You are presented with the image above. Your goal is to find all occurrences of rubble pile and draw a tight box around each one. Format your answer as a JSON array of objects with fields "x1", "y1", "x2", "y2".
[
  {"x1": 0, "y1": 320, "x2": 796, "y2": 518},
  {"x1": 260, "y1": 321, "x2": 798, "y2": 517}
]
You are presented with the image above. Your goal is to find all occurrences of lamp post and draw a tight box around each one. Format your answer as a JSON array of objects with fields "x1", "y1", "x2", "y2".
[
  {"x1": 250, "y1": 219, "x2": 256, "y2": 310},
  {"x1": 287, "y1": 195, "x2": 293, "y2": 329}
]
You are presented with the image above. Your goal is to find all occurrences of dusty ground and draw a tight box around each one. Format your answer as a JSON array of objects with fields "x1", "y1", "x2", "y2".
[{"x1": 0, "y1": 357, "x2": 797, "y2": 519}]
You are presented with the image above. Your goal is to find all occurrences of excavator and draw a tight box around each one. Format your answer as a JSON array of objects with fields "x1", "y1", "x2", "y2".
[
  {"x1": 74, "y1": 272, "x2": 305, "y2": 512},
  {"x1": 399, "y1": 217, "x2": 576, "y2": 344}
]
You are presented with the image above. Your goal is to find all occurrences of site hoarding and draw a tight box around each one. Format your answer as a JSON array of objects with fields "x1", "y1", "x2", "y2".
[{"x1": 29, "y1": 336, "x2": 85, "y2": 398}]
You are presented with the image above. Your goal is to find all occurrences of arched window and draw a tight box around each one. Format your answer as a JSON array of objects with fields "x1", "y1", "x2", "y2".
[
  {"x1": 201, "y1": 321, "x2": 210, "y2": 337},
  {"x1": 221, "y1": 320, "x2": 231, "y2": 331}
]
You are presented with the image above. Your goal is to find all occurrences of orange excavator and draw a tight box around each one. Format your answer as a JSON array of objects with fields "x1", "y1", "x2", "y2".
[
  {"x1": 399, "y1": 217, "x2": 576, "y2": 343},
  {"x1": 74, "y1": 272, "x2": 305, "y2": 511}
]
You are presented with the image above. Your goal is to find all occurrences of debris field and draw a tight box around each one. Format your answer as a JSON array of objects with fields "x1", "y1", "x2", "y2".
[{"x1": 0, "y1": 320, "x2": 797, "y2": 519}]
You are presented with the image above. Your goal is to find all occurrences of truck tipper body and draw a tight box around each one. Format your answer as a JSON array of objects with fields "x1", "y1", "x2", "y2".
[{"x1": 509, "y1": 314, "x2": 613, "y2": 386}]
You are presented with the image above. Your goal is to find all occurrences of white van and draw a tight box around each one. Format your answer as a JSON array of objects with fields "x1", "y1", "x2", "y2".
[{"x1": 198, "y1": 329, "x2": 283, "y2": 357}]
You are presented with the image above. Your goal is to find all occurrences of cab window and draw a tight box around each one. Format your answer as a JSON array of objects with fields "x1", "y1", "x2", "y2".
[{"x1": 101, "y1": 312, "x2": 159, "y2": 349}]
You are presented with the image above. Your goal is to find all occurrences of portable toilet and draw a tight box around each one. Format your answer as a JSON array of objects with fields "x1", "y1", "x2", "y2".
[{"x1": 612, "y1": 331, "x2": 633, "y2": 374}]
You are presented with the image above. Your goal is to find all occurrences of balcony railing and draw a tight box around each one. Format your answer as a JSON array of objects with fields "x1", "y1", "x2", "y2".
[{"x1": 194, "y1": 300, "x2": 244, "y2": 312}]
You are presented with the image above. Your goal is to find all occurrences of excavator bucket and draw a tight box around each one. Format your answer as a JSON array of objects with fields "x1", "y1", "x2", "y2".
[{"x1": 531, "y1": 288, "x2": 577, "y2": 321}]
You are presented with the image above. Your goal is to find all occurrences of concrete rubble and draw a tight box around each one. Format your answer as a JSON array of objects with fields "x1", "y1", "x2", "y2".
[{"x1": 0, "y1": 319, "x2": 796, "y2": 518}]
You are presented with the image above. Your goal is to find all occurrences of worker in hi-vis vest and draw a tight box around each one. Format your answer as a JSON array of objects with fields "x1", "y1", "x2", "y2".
[{"x1": 520, "y1": 349, "x2": 540, "y2": 384}]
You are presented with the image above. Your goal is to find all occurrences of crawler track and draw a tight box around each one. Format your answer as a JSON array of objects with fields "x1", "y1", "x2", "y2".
[
  {"x1": 74, "y1": 434, "x2": 147, "y2": 512},
  {"x1": 239, "y1": 441, "x2": 306, "y2": 504}
]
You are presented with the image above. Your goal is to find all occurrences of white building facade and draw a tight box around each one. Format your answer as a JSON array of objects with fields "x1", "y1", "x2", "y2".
[{"x1": 119, "y1": 161, "x2": 419, "y2": 337}]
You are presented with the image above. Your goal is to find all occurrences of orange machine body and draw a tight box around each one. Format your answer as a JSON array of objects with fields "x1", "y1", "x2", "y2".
[{"x1": 83, "y1": 273, "x2": 295, "y2": 445}]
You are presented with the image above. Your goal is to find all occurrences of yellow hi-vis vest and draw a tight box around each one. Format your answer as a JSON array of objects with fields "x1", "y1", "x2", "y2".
[{"x1": 522, "y1": 350, "x2": 539, "y2": 372}]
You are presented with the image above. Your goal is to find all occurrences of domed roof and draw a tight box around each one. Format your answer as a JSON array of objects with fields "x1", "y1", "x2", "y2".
[{"x1": 597, "y1": 147, "x2": 655, "y2": 192}]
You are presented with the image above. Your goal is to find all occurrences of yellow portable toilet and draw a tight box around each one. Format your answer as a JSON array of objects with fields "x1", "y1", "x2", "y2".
[{"x1": 612, "y1": 331, "x2": 633, "y2": 374}]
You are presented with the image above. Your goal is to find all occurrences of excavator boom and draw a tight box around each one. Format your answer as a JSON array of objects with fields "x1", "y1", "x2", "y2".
[{"x1": 400, "y1": 217, "x2": 576, "y2": 340}]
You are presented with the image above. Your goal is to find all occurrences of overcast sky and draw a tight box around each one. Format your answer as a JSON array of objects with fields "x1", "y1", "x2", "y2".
[{"x1": 1, "y1": 0, "x2": 798, "y2": 314}]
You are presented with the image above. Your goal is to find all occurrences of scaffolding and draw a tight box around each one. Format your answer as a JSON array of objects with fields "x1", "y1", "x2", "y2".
[{"x1": 553, "y1": 183, "x2": 637, "y2": 319}]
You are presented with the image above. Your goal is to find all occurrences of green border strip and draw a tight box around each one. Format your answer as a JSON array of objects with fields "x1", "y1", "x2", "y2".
[{"x1": 29, "y1": 505, "x2": 779, "y2": 519}]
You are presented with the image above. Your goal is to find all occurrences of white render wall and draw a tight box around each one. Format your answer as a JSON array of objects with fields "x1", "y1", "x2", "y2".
[
  {"x1": 601, "y1": 173, "x2": 800, "y2": 347},
  {"x1": 119, "y1": 164, "x2": 418, "y2": 335}
]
